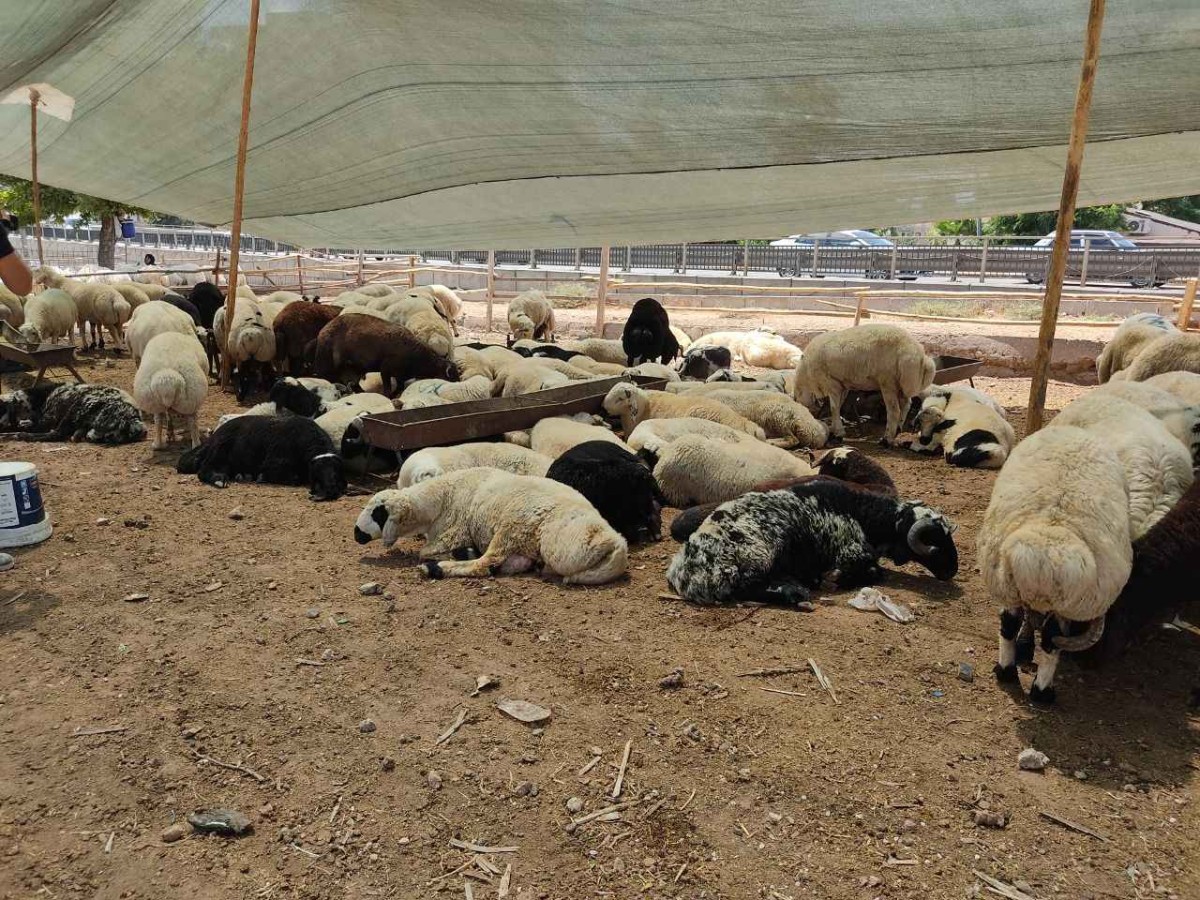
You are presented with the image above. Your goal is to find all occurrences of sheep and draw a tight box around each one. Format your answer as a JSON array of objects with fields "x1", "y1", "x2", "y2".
[
  {"x1": 547, "y1": 440, "x2": 667, "y2": 542},
  {"x1": 35, "y1": 267, "x2": 129, "y2": 350},
  {"x1": 669, "y1": 325, "x2": 692, "y2": 353},
  {"x1": 214, "y1": 297, "x2": 277, "y2": 401},
  {"x1": 690, "y1": 330, "x2": 802, "y2": 369},
  {"x1": 507, "y1": 290, "x2": 556, "y2": 341},
  {"x1": 112, "y1": 282, "x2": 151, "y2": 312},
  {"x1": 529, "y1": 415, "x2": 628, "y2": 459},
  {"x1": 356, "y1": 283, "x2": 397, "y2": 299},
  {"x1": 666, "y1": 379, "x2": 778, "y2": 395},
  {"x1": 354, "y1": 469, "x2": 627, "y2": 584},
  {"x1": 186, "y1": 282, "x2": 227, "y2": 328},
  {"x1": 515, "y1": 340, "x2": 573, "y2": 361},
  {"x1": 1143, "y1": 371, "x2": 1200, "y2": 406},
  {"x1": 177, "y1": 415, "x2": 346, "y2": 501},
  {"x1": 976, "y1": 425, "x2": 1135, "y2": 703},
  {"x1": 266, "y1": 376, "x2": 354, "y2": 417},
  {"x1": 310, "y1": 394, "x2": 396, "y2": 472},
  {"x1": 568, "y1": 355, "x2": 628, "y2": 376},
  {"x1": 917, "y1": 383, "x2": 1006, "y2": 419},
  {"x1": 132, "y1": 283, "x2": 177, "y2": 304},
  {"x1": 383, "y1": 295, "x2": 454, "y2": 357},
  {"x1": 626, "y1": 417, "x2": 759, "y2": 467},
  {"x1": 1, "y1": 383, "x2": 145, "y2": 444},
  {"x1": 793, "y1": 324, "x2": 934, "y2": 446},
  {"x1": 705, "y1": 389, "x2": 828, "y2": 449},
  {"x1": 491, "y1": 362, "x2": 572, "y2": 397},
  {"x1": 1097, "y1": 313, "x2": 1177, "y2": 383},
  {"x1": 398, "y1": 375, "x2": 492, "y2": 409},
  {"x1": 652, "y1": 434, "x2": 814, "y2": 508},
  {"x1": 1120, "y1": 332, "x2": 1200, "y2": 382},
  {"x1": 624, "y1": 362, "x2": 680, "y2": 382},
  {"x1": 562, "y1": 337, "x2": 626, "y2": 365},
  {"x1": 1049, "y1": 394, "x2": 1198, "y2": 538},
  {"x1": 261, "y1": 291, "x2": 305, "y2": 307},
  {"x1": 902, "y1": 389, "x2": 1016, "y2": 469},
  {"x1": 133, "y1": 332, "x2": 208, "y2": 449},
  {"x1": 602, "y1": 382, "x2": 766, "y2": 440},
  {"x1": 272, "y1": 301, "x2": 340, "y2": 375},
  {"x1": 667, "y1": 482, "x2": 957, "y2": 606},
  {"x1": 126, "y1": 300, "x2": 201, "y2": 366},
  {"x1": 89, "y1": 288, "x2": 133, "y2": 351},
  {"x1": 0, "y1": 284, "x2": 23, "y2": 329},
  {"x1": 313, "y1": 312, "x2": 457, "y2": 396},
  {"x1": 158, "y1": 292, "x2": 203, "y2": 327},
  {"x1": 622, "y1": 297, "x2": 679, "y2": 365},
  {"x1": 17, "y1": 289, "x2": 77, "y2": 345},
  {"x1": 398, "y1": 443, "x2": 553, "y2": 487},
  {"x1": 406, "y1": 284, "x2": 463, "y2": 332},
  {"x1": 679, "y1": 345, "x2": 732, "y2": 380}
]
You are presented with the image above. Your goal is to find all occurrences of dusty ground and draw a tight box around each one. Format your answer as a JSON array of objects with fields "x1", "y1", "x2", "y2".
[{"x1": 1, "y1": 342, "x2": 1197, "y2": 900}]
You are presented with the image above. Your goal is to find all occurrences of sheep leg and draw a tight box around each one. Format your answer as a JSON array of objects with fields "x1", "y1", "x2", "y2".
[
  {"x1": 751, "y1": 577, "x2": 812, "y2": 607},
  {"x1": 419, "y1": 527, "x2": 475, "y2": 559},
  {"x1": 152, "y1": 414, "x2": 167, "y2": 450},
  {"x1": 994, "y1": 607, "x2": 1023, "y2": 683},
  {"x1": 880, "y1": 390, "x2": 904, "y2": 446},
  {"x1": 825, "y1": 389, "x2": 847, "y2": 442},
  {"x1": 1028, "y1": 618, "x2": 1062, "y2": 705},
  {"x1": 187, "y1": 416, "x2": 201, "y2": 449},
  {"x1": 421, "y1": 532, "x2": 532, "y2": 579}
]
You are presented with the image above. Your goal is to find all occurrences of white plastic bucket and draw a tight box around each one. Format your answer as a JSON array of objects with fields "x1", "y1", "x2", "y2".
[{"x1": 0, "y1": 461, "x2": 52, "y2": 548}]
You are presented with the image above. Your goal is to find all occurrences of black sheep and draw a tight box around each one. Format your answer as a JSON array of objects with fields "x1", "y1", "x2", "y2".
[
  {"x1": 814, "y1": 447, "x2": 898, "y2": 497},
  {"x1": 679, "y1": 345, "x2": 731, "y2": 380},
  {"x1": 546, "y1": 440, "x2": 666, "y2": 543},
  {"x1": 177, "y1": 415, "x2": 346, "y2": 501},
  {"x1": 187, "y1": 282, "x2": 226, "y2": 328},
  {"x1": 269, "y1": 378, "x2": 324, "y2": 417},
  {"x1": 158, "y1": 293, "x2": 203, "y2": 327},
  {"x1": 622, "y1": 298, "x2": 678, "y2": 366},
  {"x1": 1, "y1": 383, "x2": 145, "y2": 444}
]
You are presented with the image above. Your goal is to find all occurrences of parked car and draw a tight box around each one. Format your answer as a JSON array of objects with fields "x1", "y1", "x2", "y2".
[
  {"x1": 771, "y1": 230, "x2": 894, "y2": 278},
  {"x1": 1024, "y1": 229, "x2": 1160, "y2": 287}
]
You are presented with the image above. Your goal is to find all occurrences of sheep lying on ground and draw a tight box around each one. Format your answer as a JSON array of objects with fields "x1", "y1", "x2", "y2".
[
  {"x1": 398, "y1": 443, "x2": 553, "y2": 487},
  {"x1": 678, "y1": 345, "x2": 732, "y2": 380},
  {"x1": 977, "y1": 425, "x2": 1134, "y2": 703},
  {"x1": 1097, "y1": 313, "x2": 1177, "y2": 383},
  {"x1": 666, "y1": 379, "x2": 778, "y2": 395},
  {"x1": 356, "y1": 284, "x2": 396, "y2": 299},
  {"x1": 602, "y1": 382, "x2": 766, "y2": 440},
  {"x1": 706, "y1": 389, "x2": 828, "y2": 448},
  {"x1": 508, "y1": 290, "x2": 556, "y2": 341},
  {"x1": 902, "y1": 388, "x2": 1016, "y2": 468},
  {"x1": 398, "y1": 375, "x2": 492, "y2": 408},
  {"x1": 134, "y1": 332, "x2": 208, "y2": 449},
  {"x1": 547, "y1": 440, "x2": 666, "y2": 542},
  {"x1": 622, "y1": 297, "x2": 679, "y2": 365},
  {"x1": 1143, "y1": 371, "x2": 1200, "y2": 406},
  {"x1": 491, "y1": 362, "x2": 572, "y2": 397},
  {"x1": 310, "y1": 394, "x2": 395, "y2": 473},
  {"x1": 384, "y1": 295, "x2": 454, "y2": 357},
  {"x1": 624, "y1": 362, "x2": 680, "y2": 381},
  {"x1": 793, "y1": 324, "x2": 934, "y2": 446},
  {"x1": 652, "y1": 435, "x2": 813, "y2": 507},
  {"x1": 126, "y1": 301, "x2": 201, "y2": 366},
  {"x1": 918, "y1": 383, "x2": 1006, "y2": 418},
  {"x1": 530, "y1": 415, "x2": 628, "y2": 459},
  {"x1": 562, "y1": 338, "x2": 626, "y2": 365},
  {"x1": 272, "y1": 301, "x2": 339, "y2": 375},
  {"x1": 313, "y1": 314, "x2": 458, "y2": 395},
  {"x1": 18, "y1": 289, "x2": 77, "y2": 345},
  {"x1": 667, "y1": 481, "x2": 957, "y2": 606},
  {"x1": 568, "y1": 355, "x2": 627, "y2": 376},
  {"x1": 626, "y1": 417, "x2": 758, "y2": 467},
  {"x1": 1120, "y1": 332, "x2": 1200, "y2": 382},
  {"x1": 267, "y1": 376, "x2": 354, "y2": 417},
  {"x1": 354, "y1": 469, "x2": 627, "y2": 583},
  {"x1": 214, "y1": 298, "x2": 276, "y2": 400},
  {"x1": 2, "y1": 383, "x2": 145, "y2": 444},
  {"x1": 690, "y1": 330, "x2": 802, "y2": 369},
  {"x1": 177, "y1": 415, "x2": 346, "y2": 501}
]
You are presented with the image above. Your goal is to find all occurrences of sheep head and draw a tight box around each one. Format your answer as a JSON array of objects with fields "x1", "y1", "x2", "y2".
[
  {"x1": 893, "y1": 501, "x2": 958, "y2": 580},
  {"x1": 511, "y1": 314, "x2": 536, "y2": 340},
  {"x1": 602, "y1": 382, "x2": 644, "y2": 433},
  {"x1": 308, "y1": 452, "x2": 347, "y2": 501},
  {"x1": 17, "y1": 323, "x2": 43, "y2": 346},
  {"x1": 354, "y1": 488, "x2": 426, "y2": 546},
  {"x1": 914, "y1": 395, "x2": 950, "y2": 445}
]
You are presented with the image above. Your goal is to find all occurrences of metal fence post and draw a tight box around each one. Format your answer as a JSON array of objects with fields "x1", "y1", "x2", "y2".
[
  {"x1": 486, "y1": 250, "x2": 496, "y2": 332},
  {"x1": 680, "y1": 243, "x2": 689, "y2": 275},
  {"x1": 811, "y1": 239, "x2": 821, "y2": 278},
  {"x1": 950, "y1": 246, "x2": 960, "y2": 282},
  {"x1": 528, "y1": 248, "x2": 537, "y2": 269},
  {"x1": 979, "y1": 237, "x2": 989, "y2": 283},
  {"x1": 1079, "y1": 238, "x2": 1091, "y2": 286},
  {"x1": 742, "y1": 239, "x2": 750, "y2": 276},
  {"x1": 574, "y1": 247, "x2": 581, "y2": 270},
  {"x1": 889, "y1": 244, "x2": 898, "y2": 280}
]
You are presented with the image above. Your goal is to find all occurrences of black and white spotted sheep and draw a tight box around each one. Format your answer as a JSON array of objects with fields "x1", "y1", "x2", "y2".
[{"x1": 2, "y1": 383, "x2": 145, "y2": 444}]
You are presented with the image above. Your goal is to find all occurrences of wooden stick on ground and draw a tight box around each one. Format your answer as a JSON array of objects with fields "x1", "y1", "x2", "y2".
[
  {"x1": 1038, "y1": 810, "x2": 1109, "y2": 842},
  {"x1": 611, "y1": 740, "x2": 632, "y2": 800},
  {"x1": 972, "y1": 870, "x2": 1038, "y2": 900},
  {"x1": 737, "y1": 665, "x2": 809, "y2": 678},
  {"x1": 434, "y1": 709, "x2": 469, "y2": 747},
  {"x1": 188, "y1": 747, "x2": 267, "y2": 783},
  {"x1": 808, "y1": 658, "x2": 838, "y2": 704},
  {"x1": 563, "y1": 798, "x2": 646, "y2": 833},
  {"x1": 70, "y1": 725, "x2": 127, "y2": 738},
  {"x1": 448, "y1": 839, "x2": 519, "y2": 854}
]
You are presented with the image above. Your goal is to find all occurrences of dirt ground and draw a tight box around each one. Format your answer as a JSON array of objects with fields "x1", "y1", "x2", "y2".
[{"x1": 1, "y1": 337, "x2": 1198, "y2": 900}]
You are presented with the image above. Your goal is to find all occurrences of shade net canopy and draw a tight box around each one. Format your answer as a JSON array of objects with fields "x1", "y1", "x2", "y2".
[{"x1": 1, "y1": 1, "x2": 1198, "y2": 249}]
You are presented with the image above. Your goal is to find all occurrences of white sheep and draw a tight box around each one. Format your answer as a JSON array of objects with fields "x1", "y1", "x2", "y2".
[
  {"x1": 508, "y1": 290, "x2": 556, "y2": 341},
  {"x1": 793, "y1": 324, "x2": 934, "y2": 446},
  {"x1": 126, "y1": 301, "x2": 201, "y2": 366},
  {"x1": 407, "y1": 284, "x2": 463, "y2": 331},
  {"x1": 570, "y1": 355, "x2": 628, "y2": 376},
  {"x1": 112, "y1": 282, "x2": 151, "y2": 312},
  {"x1": 261, "y1": 290, "x2": 306, "y2": 306},
  {"x1": 0, "y1": 284, "x2": 23, "y2": 329},
  {"x1": 398, "y1": 374, "x2": 492, "y2": 409},
  {"x1": 491, "y1": 362, "x2": 572, "y2": 397},
  {"x1": 1119, "y1": 332, "x2": 1200, "y2": 382},
  {"x1": 666, "y1": 380, "x2": 779, "y2": 395},
  {"x1": 530, "y1": 415, "x2": 629, "y2": 459},
  {"x1": 562, "y1": 338, "x2": 627, "y2": 365},
  {"x1": 397, "y1": 443, "x2": 553, "y2": 486},
  {"x1": 383, "y1": 295, "x2": 454, "y2": 357},
  {"x1": 356, "y1": 283, "x2": 397, "y2": 299},
  {"x1": 918, "y1": 383, "x2": 1006, "y2": 418},
  {"x1": 133, "y1": 331, "x2": 208, "y2": 449},
  {"x1": 705, "y1": 389, "x2": 828, "y2": 448},
  {"x1": 312, "y1": 393, "x2": 394, "y2": 448},
  {"x1": 652, "y1": 434, "x2": 815, "y2": 507},
  {"x1": 18, "y1": 289, "x2": 77, "y2": 345},
  {"x1": 35, "y1": 267, "x2": 129, "y2": 349},
  {"x1": 669, "y1": 326, "x2": 692, "y2": 353},
  {"x1": 626, "y1": 417, "x2": 759, "y2": 463},
  {"x1": 213, "y1": 297, "x2": 276, "y2": 399},
  {"x1": 976, "y1": 425, "x2": 1134, "y2": 702},
  {"x1": 689, "y1": 330, "x2": 802, "y2": 369},
  {"x1": 1143, "y1": 371, "x2": 1200, "y2": 406},
  {"x1": 1096, "y1": 313, "x2": 1177, "y2": 383},
  {"x1": 602, "y1": 382, "x2": 766, "y2": 440},
  {"x1": 354, "y1": 469, "x2": 628, "y2": 584},
  {"x1": 903, "y1": 389, "x2": 1016, "y2": 469},
  {"x1": 624, "y1": 362, "x2": 680, "y2": 382}
]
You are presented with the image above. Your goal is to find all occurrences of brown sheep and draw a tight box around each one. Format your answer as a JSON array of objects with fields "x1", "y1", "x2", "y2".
[
  {"x1": 273, "y1": 301, "x2": 340, "y2": 376},
  {"x1": 313, "y1": 314, "x2": 459, "y2": 397}
]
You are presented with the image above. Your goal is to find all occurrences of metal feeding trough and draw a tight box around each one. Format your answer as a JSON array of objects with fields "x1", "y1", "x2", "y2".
[
  {"x1": 358, "y1": 375, "x2": 666, "y2": 452},
  {"x1": 0, "y1": 323, "x2": 85, "y2": 390},
  {"x1": 930, "y1": 354, "x2": 984, "y2": 386}
]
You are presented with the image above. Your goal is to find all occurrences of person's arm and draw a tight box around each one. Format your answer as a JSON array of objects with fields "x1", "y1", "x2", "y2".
[{"x1": 0, "y1": 223, "x2": 33, "y2": 296}]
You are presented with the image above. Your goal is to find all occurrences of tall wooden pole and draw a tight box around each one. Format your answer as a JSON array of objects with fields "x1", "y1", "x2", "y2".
[
  {"x1": 29, "y1": 91, "x2": 44, "y2": 267},
  {"x1": 485, "y1": 249, "x2": 496, "y2": 332},
  {"x1": 220, "y1": 0, "x2": 262, "y2": 390},
  {"x1": 1026, "y1": 0, "x2": 1106, "y2": 432},
  {"x1": 594, "y1": 245, "x2": 611, "y2": 337},
  {"x1": 296, "y1": 253, "x2": 306, "y2": 296}
]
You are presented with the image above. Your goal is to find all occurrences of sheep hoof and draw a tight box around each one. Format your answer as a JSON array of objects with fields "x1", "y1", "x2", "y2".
[
  {"x1": 421, "y1": 560, "x2": 444, "y2": 580},
  {"x1": 1028, "y1": 684, "x2": 1057, "y2": 706},
  {"x1": 1014, "y1": 637, "x2": 1036, "y2": 665},
  {"x1": 993, "y1": 663, "x2": 1019, "y2": 684}
]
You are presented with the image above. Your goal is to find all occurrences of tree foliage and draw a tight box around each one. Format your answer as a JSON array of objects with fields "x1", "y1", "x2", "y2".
[
  {"x1": 934, "y1": 203, "x2": 1127, "y2": 240},
  {"x1": 1142, "y1": 195, "x2": 1200, "y2": 224}
]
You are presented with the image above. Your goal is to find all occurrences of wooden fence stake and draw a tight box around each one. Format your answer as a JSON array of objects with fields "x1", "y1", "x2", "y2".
[
  {"x1": 357, "y1": 250, "x2": 364, "y2": 286},
  {"x1": 1026, "y1": 0, "x2": 1106, "y2": 433},
  {"x1": 408, "y1": 255, "x2": 417, "y2": 289},
  {"x1": 1178, "y1": 277, "x2": 1198, "y2": 331},
  {"x1": 296, "y1": 253, "x2": 305, "y2": 296},
  {"x1": 29, "y1": 91, "x2": 44, "y2": 267},
  {"x1": 595, "y1": 245, "x2": 611, "y2": 337},
  {"x1": 853, "y1": 292, "x2": 868, "y2": 326},
  {"x1": 219, "y1": 0, "x2": 262, "y2": 390},
  {"x1": 485, "y1": 250, "x2": 496, "y2": 333}
]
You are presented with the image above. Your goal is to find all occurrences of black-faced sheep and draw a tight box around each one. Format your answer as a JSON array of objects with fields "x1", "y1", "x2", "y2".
[
  {"x1": 689, "y1": 330, "x2": 801, "y2": 369},
  {"x1": 622, "y1": 297, "x2": 679, "y2": 366},
  {"x1": 268, "y1": 376, "x2": 354, "y2": 418},
  {"x1": 177, "y1": 415, "x2": 346, "y2": 501},
  {"x1": 793, "y1": 324, "x2": 934, "y2": 446},
  {"x1": 354, "y1": 469, "x2": 627, "y2": 584},
  {"x1": 2, "y1": 383, "x2": 145, "y2": 444},
  {"x1": 666, "y1": 481, "x2": 957, "y2": 606},
  {"x1": 313, "y1": 313, "x2": 458, "y2": 396},
  {"x1": 902, "y1": 389, "x2": 1016, "y2": 468},
  {"x1": 546, "y1": 440, "x2": 667, "y2": 543},
  {"x1": 679, "y1": 345, "x2": 732, "y2": 380}
]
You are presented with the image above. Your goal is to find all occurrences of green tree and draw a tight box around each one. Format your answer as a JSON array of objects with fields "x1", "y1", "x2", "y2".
[
  {"x1": 1142, "y1": 195, "x2": 1200, "y2": 224},
  {"x1": 0, "y1": 177, "x2": 153, "y2": 268},
  {"x1": 932, "y1": 219, "x2": 978, "y2": 236}
]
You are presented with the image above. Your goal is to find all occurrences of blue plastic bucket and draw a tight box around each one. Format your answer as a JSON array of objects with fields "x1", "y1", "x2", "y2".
[
  {"x1": 120, "y1": 218, "x2": 137, "y2": 239},
  {"x1": 0, "y1": 461, "x2": 52, "y2": 548}
]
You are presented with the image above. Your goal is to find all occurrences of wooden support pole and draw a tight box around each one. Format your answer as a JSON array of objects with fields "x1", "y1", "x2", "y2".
[
  {"x1": 485, "y1": 250, "x2": 496, "y2": 332},
  {"x1": 853, "y1": 292, "x2": 868, "y2": 326},
  {"x1": 357, "y1": 250, "x2": 364, "y2": 286},
  {"x1": 1178, "y1": 278, "x2": 1198, "y2": 331},
  {"x1": 29, "y1": 91, "x2": 44, "y2": 267},
  {"x1": 220, "y1": 0, "x2": 262, "y2": 390},
  {"x1": 1026, "y1": 0, "x2": 1105, "y2": 433},
  {"x1": 407, "y1": 255, "x2": 417, "y2": 289},
  {"x1": 594, "y1": 245, "x2": 611, "y2": 337},
  {"x1": 213, "y1": 246, "x2": 223, "y2": 283},
  {"x1": 296, "y1": 253, "x2": 305, "y2": 296}
]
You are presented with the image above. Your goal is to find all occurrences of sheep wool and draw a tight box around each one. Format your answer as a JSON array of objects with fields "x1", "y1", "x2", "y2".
[
  {"x1": 530, "y1": 416, "x2": 628, "y2": 459},
  {"x1": 1121, "y1": 332, "x2": 1200, "y2": 382},
  {"x1": 547, "y1": 440, "x2": 667, "y2": 542},
  {"x1": 602, "y1": 382, "x2": 767, "y2": 440},
  {"x1": 652, "y1": 434, "x2": 814, "y2": 507},
  {"x1": 1097, "y1": 313, "x2": 1177, "y2": 383},
  {"x1": 398, "y1": 443, "x2": 553, "y2": 487},
  {"x1": 626, "y1": 417, "x2": 758, "y2": 467},
  {"x1": 0, "y1": 283, "x2": 24, "y2": 329},
  {"x1": 507, "y1": 290, "x2": 556, "y2": 341},
  {"x1": 18, "y1": 289, "x2": 77, "y2": 345},
  {"x1": 706, "y1": 389, "x2": 828, "y2": 448},
  {"x1": 908, "y1": 390, "x2": 1016, "y2": 469},
  {"x1": 1143, "y1": 371, "x2": 1200, "y2": 406},
  {"x1": 126, "y1": 300, "x2": 199, "y2": 366},
  {"x1": 134, "y1": 331, "x2": 208, "y2": 449},
  {"x1": 4, "y1": 383, "x2": 145, "y2": 444},
  {"x1": 689, "y1": 330, "x2": 802, "y2": 369}
]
